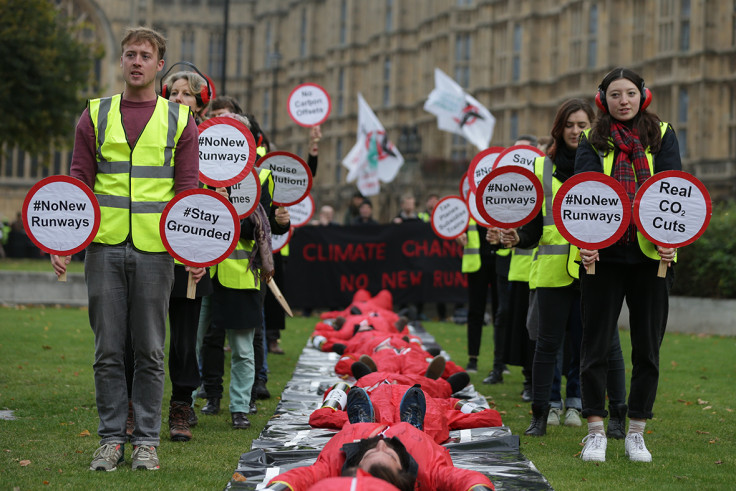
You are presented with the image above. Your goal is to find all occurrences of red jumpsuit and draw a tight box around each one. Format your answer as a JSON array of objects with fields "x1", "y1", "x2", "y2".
[
  {"x1": 268, "y1": 422, "x2": 495, "y2": 491},
  {"x1": 309, "y1": 384, "x2": 502, "y2": 444}
]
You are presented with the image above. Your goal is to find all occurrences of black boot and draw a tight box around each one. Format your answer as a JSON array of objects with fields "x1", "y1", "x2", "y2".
[
  {"x1": 524, "y1": 403, "x2": 550, "y2": 436},
  {"x1": 606, "y1": 404, "x2": 627, "y2": 440}
]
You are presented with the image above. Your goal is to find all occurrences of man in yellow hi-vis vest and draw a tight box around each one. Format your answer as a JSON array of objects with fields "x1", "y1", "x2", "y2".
[{"x1": 51, "y1": 27, "x2": 200, "y2": 472}]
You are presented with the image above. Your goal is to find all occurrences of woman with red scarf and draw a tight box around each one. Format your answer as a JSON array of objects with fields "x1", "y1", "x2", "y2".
[{"x1": 575, "y1": 68, "x2": 681, "y2": 463}]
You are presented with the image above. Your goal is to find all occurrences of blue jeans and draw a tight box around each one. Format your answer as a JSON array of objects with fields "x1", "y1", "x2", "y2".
[
  {"x1": 227, "y1": 328, "x2": 255, "y2": 413},
  {"x1": 85, "y1": 243, "x2": 174, "y2": 446}
]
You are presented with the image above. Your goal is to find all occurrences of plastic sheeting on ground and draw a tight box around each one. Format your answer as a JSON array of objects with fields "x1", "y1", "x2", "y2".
[{"x1": 226, "y1": 323, "x2": 553, "y2": 490}]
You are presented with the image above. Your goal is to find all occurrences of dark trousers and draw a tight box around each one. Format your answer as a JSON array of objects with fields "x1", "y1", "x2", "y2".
[
  {"x1": 580, "y1": 261, "x2": 673, "y2": 419},
  {"x1": 466, "y1": 257, "x2": 499, "y2": 360},
  {"x1": 532, "y1": 286, "x2": 582, "y2": 407},
  {"x1": 201, "y1": 325, "x2": 227, "y2": 399},
  {"x1": 168, "y1": 296, "x2": 203, "y2": 404}
]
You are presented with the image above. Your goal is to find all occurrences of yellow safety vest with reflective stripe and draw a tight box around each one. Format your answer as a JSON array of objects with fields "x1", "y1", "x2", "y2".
[
  {"x1": 212, "y1": 169, "x2": 274, "y2": 289},
  {"x1": 89, "y1": 95, "x2": 189, "y2": 252},
  {"x1": 508, "y1": 247, "x2": 534, "y2": 282},
  {"x1": 582, "y1": 122, "x2": 669, "y2": 261},
  {"x1": 418, "y1": 211, "x2": 430, "y2": 223},
  {"x1": 461, "y1": 220, "x2": 481, "y2": 273},
  {"x1": 531, "y1": 156, "x2": 579, "y2": 287}
]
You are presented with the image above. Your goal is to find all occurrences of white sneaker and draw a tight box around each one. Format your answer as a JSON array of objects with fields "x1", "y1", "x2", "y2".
[
  {"x1": 547, "y1": 407, "x2": 563, "y2": 426},
  {"x1": 580, "y1": 433, "x2": 607, "y2": 462},
  {"x1": 564, "y1": 408, "x2": 582, "y2": 427},
  {"x1": 625, "y1": 432, "x2": 652, "y2": 462}
]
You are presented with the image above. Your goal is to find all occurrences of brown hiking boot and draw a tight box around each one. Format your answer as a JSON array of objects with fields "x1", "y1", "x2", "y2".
[
  {"x1": 169, "y1": 401, "x2": 193, "y2": 442},
  {"x1": 126, "y1": 399, "x2": 134, "y2": 438}
]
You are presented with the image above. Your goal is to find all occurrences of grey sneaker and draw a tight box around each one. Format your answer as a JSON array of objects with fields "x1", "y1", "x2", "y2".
[
  {"x1": 564, "y1": 408, "x2": 582, "y2": 427},
  {"x1": 131, "y1": 445, "x2": 160, "y2": 470},
  {"x1": 89, "y1": 443, "x2": 124, "y2": 471},
  {"x1": 547, "y1": 407, "x2": 563, "y2": 426}
]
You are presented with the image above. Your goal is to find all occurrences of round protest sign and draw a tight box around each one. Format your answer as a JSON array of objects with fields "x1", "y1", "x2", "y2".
[
  {"x1": 475, "y1": 166, "x2": 543, "y2": 228},
  {"x1": 229, "y1": 168, "x2": 261, "y2": 219},
  {"x1": 459, "y1": 173, "x2": 470, "y2": 201},
  {"x1": 197, "y1": 116, "x2": 256, "y2": 187},
  {"x1": 256, "y1": 151, "x2": 313, "y2": 206},
  {"x1": 287, "y1": 83, "x2": 331, "y2": 127},
  {"x1": 160, "y1": 188, "x2": 240, "y2": 268},
  {"x1": 431, "y1": 196, "x2": 469, "y2": 240},
  {"x1": 633, "y1": 171, "x2": 711, "y2": 249},
  {"x1": 466, "y1": 190, "x2": 492, "y2": 227},
  {"x1": 492, "y1": 144, "x2": 545, "y2": 171},
  {"x1": 22, "y1": 175, "x2": 100, "y2": 256},
  {"x1": 467, "y1": 146, "x2": 505, "y2": 193},
  {"x1": 553, "y1": 172, "x2": 631, "y2": 249},
  {"x1": 287, "y1": 193, "x2": 315, "y2": 228},
  {"x1": 271, "y1": 227, "x2": 292, "y2": 253}
]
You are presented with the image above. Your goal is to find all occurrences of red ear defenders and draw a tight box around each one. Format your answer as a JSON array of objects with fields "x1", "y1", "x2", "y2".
[
  {"x1": 160, "y1": 61, "x2": 216, "y2": 105},
  {"x1": 595, "y1": 81, "x2": 652, "y2": 114}
]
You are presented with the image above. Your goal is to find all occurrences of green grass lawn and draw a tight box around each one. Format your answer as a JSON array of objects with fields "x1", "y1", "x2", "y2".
[{"x1": 0, "y1": 305, "x2": 734, "y2": 490}]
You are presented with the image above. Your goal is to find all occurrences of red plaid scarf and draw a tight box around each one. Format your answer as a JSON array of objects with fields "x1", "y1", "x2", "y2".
[{"x1": 611, "y1": 121, "x2": 650, "y2": 244}]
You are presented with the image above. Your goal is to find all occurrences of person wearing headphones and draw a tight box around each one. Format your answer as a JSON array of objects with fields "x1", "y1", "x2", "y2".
[{"x1": 575, "y1": 68, "x2": 681, "y2": 463}]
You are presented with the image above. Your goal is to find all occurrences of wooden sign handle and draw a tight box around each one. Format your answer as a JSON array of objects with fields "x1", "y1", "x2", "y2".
[
  {"x1": 587, "y1": 261, "x2": 596, "y2": 275},
  {"x1": 657, "y1": 260, "x2": 668, "y2": 278},
  {"x1": 186, "y1": 271, "x2": 197, "y2": 299},
  {"x1": 58, "y1": 256, "x2": 67, "y2": 282},
  {"x1": 267, "y1": 279, "x2": 293, "y2": 317}
]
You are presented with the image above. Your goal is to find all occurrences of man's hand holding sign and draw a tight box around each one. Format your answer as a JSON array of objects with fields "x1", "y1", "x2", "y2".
[
  {"x1": 552, "y1": 172, "x2": 631, "y2": 275},
  {"x1": 633, "y1": 170, "x2": 711, "y2": 277},
  {"x1": 24, "y1": 176, "x2": 101, "y2": 282}
]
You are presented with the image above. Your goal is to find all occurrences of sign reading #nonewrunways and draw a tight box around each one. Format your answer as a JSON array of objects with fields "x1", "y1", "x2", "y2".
[
  {"x1": 22, "y1": 175, "x2": 100, "y2": 256},
  {"x1": 467, "y1": 146, "x2": 505, "y2": 193},
  {"x1": 475, "y1": 166, "x2": 543, "y2": 228},
  {"x1": 287, "y1": 83, "x2": 331, "y2": 127},
  {"x1": 197, "y1": 116, "x2": 256, "y2": 188},
  {"x1": 160, "y1": 189, "x2": 240, "y2": 267}
]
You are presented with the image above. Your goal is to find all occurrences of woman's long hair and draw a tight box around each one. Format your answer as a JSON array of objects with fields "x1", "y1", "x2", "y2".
[
  {"x1": 547, "y1": 98, "x2": 595, "y2": 160},
  {"x1": 589, "y1": 67, "x2": 663, "y2": 155}
]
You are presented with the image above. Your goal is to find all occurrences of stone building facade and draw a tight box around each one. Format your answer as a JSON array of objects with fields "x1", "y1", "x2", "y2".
[{"x1": 2, "y1": 0, "x2": 734, "y2": 222}]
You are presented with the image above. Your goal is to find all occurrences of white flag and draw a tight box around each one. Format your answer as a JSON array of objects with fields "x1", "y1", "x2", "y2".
[
  {"x1": 342, "y1": 94, "x2": 404, "y2": 196},
  {"x1": 424, "y1": 68, "x2": 496, "y2": 151}
]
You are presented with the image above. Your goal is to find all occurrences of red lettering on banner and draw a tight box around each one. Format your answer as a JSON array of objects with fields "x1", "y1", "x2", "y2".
[
  {"x1": 433, "y1": 270, "x2": 468, "y2": 288},
  {"x1": 340, "y1": 273, "x2": 369, "y2": 292},
  {"x1": 303, "y1": 243, "x2": 386, "y2": 262},
  {"x1": 381, "y1": 271, "x2": 423, "y2": 289},
  {"x1": 410, "y1": 271, "x2": 422, "y2": 286},
  {"x1": 402, "y1": 239, "x2": 462, "y2": 258}
]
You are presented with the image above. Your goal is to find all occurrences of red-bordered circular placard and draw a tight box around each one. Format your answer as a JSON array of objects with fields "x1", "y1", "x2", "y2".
[
  {"x1": 492, "y1": 144, "x2": 545, "y2": 170},
  {"x1": 229, "y1": 167, "x2": 262, "y2": 219},
  {"x1": 160, "y1": 188, "x2": 240, "y2": 267},
  {"x1": 467, "y1": 146, "x2": 505, "y2": 193},
  {"x1": 475, "y1": 166, "x2": 543, "y2": 228},
  {"x1": 466, "y1": 190, "x2": 492, "y2": 227},
  {"x1": 22, "y1": 175, "x2": 101, "y2": 256},
  {"x1": 287, "y1": 193, "x2": 315, "y2": 228},
  {"x1": 287, "y1": 83, "x2": 332, "y2": 127},
  {"x1": 197, "y1": 116, "x2": 256, "y2": 187},
  {"x1": 431, "y1": 195, "x2": 470, "y2": 240},
  {"x1": 552, "y1": 172, "x2": 631, "y2": 249},
  {"x1": 257, "y1": 151, "x2": 314, "y2": 206},
  {"x1": 459, "y1": 173, "x2": 470, "y2": 201},
  {"x1": 271, "y1": 226, "x2": 292, "y2": 253},
  {"x1": 632, "y1": 170, "x2": 711, "y2": 248}
]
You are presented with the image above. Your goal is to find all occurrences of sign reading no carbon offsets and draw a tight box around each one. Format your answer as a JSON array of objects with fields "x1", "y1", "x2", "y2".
[
  {"x1": 287, "y1": 83, "x2": 331, "y2": 127},
  {"x1": 22, "y1": 175, "x2": 100, "y2": 256}
]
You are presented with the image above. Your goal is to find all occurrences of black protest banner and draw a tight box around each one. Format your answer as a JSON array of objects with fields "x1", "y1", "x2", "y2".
[{"x1": 285, "y1": 221, "x2": 467, "y2": 308}]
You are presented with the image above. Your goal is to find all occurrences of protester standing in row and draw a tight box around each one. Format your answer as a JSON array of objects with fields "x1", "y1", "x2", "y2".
[
  {"x1": 52, "y1": 27, "x2": 199, "y2": 471},
  {"x1": 576, "y1": 68, "x2": 680, "y2": 462}
]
